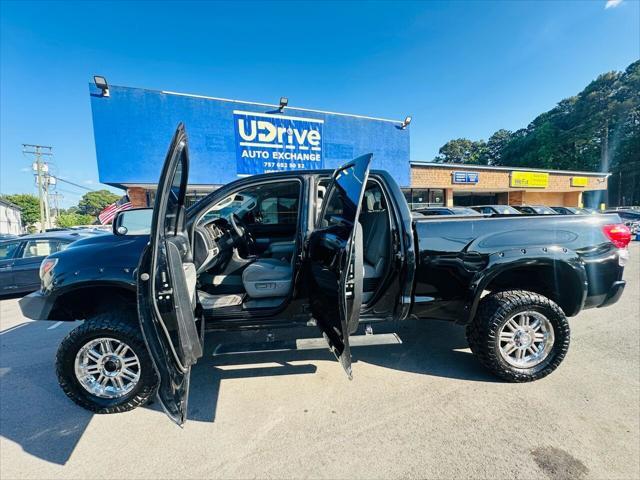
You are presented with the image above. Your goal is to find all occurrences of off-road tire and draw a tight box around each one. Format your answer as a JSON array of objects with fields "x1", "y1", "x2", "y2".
[
  {"x1": 466, "y1": 290, "x2": 570, "y2": 382},
  {"x1": 56, "y1": 311, "x2": 158, "y2": 413}
]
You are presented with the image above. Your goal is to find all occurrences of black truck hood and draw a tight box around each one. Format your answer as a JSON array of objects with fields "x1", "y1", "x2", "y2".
[
  {"x1": 59, "y1": 233, "x2": 149, "y2": 268},
  {"x1": 66, "y1": 232, "x2": 149, "y2": 250}
]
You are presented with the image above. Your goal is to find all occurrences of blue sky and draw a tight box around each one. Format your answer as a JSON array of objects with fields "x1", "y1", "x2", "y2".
[{"x1": 1, "y1": 0, "x2": 638, "y2": 206}]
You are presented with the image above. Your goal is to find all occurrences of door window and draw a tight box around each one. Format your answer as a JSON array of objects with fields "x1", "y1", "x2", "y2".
[
  {"x1": 164, "y1": 159, "x2": 184, "y2": 236},
  {"x1": 0, "y1": 241, "x2": 20, "y2": 260},
  {"x1": 322, "y1": 187, "x2": 346, "y2": 226},
  {"x1": 21, "y1": 240, "x2": 65, "y2": 258}
]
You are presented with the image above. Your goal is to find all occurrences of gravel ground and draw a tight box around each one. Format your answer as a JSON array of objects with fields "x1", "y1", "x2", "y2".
[{"x1": 0, "y1": 243, "x2": 638, "y2": 480}]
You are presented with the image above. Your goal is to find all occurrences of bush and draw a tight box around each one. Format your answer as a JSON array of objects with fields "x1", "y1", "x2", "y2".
[{"x1": 56, "y1": 213, "x2": 95, "y2": 228}]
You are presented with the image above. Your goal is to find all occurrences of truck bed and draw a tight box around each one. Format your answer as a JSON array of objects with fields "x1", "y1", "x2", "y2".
[{"x1": 410, "y1": 213, "x2": 626, "y2": 323}]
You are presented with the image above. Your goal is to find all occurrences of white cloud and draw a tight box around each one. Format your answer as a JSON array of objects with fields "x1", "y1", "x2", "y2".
[
  {"x1": 605, "y1": 0, "x2": 623, "y2": 9},
  {"x1": 83, "y1": 179, "x2": 95, "y2": 185},
  {"x1": 20, "y1": 167, "x2": 31, "y2": 172}
]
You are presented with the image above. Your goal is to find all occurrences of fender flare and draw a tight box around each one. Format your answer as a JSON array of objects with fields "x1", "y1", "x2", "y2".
[
  {"x1": 48, "y1": 279, "x2": 137, "y2": 320},
  {"x1": 463, "y1": 246, "x2": 588, "y2": 324}
]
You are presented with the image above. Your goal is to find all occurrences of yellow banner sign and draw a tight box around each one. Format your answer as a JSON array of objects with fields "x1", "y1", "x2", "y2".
[
  {"x1": 510, "y1": 171, "x2": 549, "y2": 188},
  {"x1": 571, "y1": 176, "x2": 588, "y2": 187}
]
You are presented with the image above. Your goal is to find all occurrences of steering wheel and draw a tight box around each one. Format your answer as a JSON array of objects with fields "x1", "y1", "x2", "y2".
[{"x1": 229, "y1": 213, "x2": 256, "y2": 257}]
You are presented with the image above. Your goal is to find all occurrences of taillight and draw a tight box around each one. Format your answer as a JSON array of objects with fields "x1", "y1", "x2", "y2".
[{"x1": 602, "y1": 224, "x2": 632, "y2": 249}]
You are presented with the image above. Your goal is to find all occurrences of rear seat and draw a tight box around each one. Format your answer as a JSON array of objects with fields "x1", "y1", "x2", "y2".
[{"x1": 360, "y1": 198, "x2": 390, "y2": 298}]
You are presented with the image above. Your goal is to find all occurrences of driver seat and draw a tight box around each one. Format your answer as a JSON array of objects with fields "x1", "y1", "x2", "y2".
[{"x1": 242, "y1": 258, "x2": 292, "y2": 298}]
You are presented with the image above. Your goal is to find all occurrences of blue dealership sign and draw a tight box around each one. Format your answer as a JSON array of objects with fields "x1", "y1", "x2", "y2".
[
  {"x1": 234, "y1": 111, "x2": 324, "y2": 175},
  {"x1": 452, "y1": 171, "x2": 479, "y2": 184},
  {"x1": 89, "y1": 85, "x2": 410, "y2": 187}
]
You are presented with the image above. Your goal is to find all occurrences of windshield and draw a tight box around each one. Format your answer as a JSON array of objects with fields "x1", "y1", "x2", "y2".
[
  {"x1": 198, "y1": 182, "x2": 300, "y2": 227},
  {"x1": 451, "y1": 207, "x2": 481, "y2": 216},
  {"x1": 496, "y1": 206, "x2": 522, "y2": 215},
  {"x1": 579, "y1": 208, "x2": 599, "y2": 214},
  {"x1": 199, "y1": 193, "x2": 257, "y2": 224},
  {"x1": 616, "y1": 210, "x2": 640, "y2": 220},
  {"x1": 532, "y1": 206, "x2": 558, "y2": 214}
]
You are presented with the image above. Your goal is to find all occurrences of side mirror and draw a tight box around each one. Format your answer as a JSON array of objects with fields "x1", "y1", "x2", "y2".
[{"x1": 113, "y1": 208, "x2": 153, "y2": 236}]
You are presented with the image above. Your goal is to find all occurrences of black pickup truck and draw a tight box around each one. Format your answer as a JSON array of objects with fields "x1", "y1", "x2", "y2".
[{"x1": 20, "y1": 125, "x2": 631, "y2": 425}]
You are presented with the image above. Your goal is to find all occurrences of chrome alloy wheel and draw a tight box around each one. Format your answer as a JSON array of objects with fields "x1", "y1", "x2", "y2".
[
  {"x1": 74, "y1": 337, "x2": 141, "y2": 399},
  {"x1": 497, "y1": 311, "x2": 555, "y2": 368}
]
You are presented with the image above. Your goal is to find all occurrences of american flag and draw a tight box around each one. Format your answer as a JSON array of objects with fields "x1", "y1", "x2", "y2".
[{"x1": 98, "y1": 196, "x2": 133, "y2": 225}]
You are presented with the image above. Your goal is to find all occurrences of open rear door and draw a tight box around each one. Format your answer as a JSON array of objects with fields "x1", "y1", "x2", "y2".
[
  {"x1": 137, "y1": 124, "x2": 202, "y2": 425},
  {"x1": 306, "y1": 154, "x2": 372, "y2": 379}
]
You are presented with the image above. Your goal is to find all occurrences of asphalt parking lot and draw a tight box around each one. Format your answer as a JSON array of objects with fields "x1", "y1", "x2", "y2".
[{"x1": 0, "y1": 243, "x2": 638, "y2": 480}]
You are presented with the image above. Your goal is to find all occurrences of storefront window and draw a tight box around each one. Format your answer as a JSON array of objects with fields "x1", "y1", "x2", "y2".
[
  {"x1": 402, "y1": 189, "x2": 412, "y2": 205},
  {"x1": 411, "y1": 189, "x2": 429, "y2": 206},
  {"x1": 402, "y1": 189, "x2": 446, "y2": 209},
  {"x1": 429, "y1": 189, "x2": 444, "y2": 205}
]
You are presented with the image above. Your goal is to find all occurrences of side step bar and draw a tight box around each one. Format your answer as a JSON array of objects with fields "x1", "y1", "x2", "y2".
[{"x1": 212, "y1": 333, "x2": 402, "y2": 356}]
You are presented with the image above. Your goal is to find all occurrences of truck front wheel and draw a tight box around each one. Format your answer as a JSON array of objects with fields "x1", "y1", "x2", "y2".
[
  {"x1": 466, "y1": 290, "x2": 570, "y2": 382},
  {"x1": 56, "y1": 311, "x2": 158, "y2": 414}
]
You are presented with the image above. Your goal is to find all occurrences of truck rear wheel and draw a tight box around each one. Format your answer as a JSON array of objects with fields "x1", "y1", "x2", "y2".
[
  {"x1": 466, "y1": 290, "x2": 570, "y2": 382},
  {"x1": 56, "y1": 311, "x2": 158, "y2": 414}
]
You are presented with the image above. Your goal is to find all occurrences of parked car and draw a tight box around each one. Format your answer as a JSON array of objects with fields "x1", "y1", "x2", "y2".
[
  {"x1": 0, "y1": 231, "x2": 99, "y2": 295},
  {"x1": 552, "y1": 206, "x2": 601, "y2": 215},
  {"x1": 578, "y1": 207, "x2": 600, "y2": 214},
  {"x1": 605, "y1": 209, "x2": 640, "y2": 237},
  {"x1": 512, "y1": 205, "x2": 558, "y2": 215},
  {"x1": 470, "y1": 205, "x2": 522, "y2": 215},
  {"x1": 551, "y1": 206, "x2": 582, "y2": 215},
  {"x1": 415, "y1": 206, "x2": 482, "y2": 216},
  {"x1": 20, "y1": 125, "x2": 631, "y2": 425}
]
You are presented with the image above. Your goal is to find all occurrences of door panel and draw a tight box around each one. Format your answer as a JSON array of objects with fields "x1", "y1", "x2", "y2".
[
  {"x1": 11, "y1": 256, "x2": 41, "y2": 291},
  {"x1": 136, "y1": 124, "x2": 202, "y2": 425},
  {"x1": 0, "y1": 240, "x2": 20, "y2": 292},
  {"x1": 306, "y1": 154, "x2": 372, "y2": 378},
  {"x1": 0, "y1": 259, "x2": 16, "y2": 292}
]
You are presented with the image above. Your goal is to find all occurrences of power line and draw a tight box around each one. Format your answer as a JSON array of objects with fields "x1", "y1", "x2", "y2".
[
  {"x1": 55, "y1": 188, "x2": 85, "y2": 197},
  {"x1": 52, "y1": 176, "x2": 94, "y2": 191}
]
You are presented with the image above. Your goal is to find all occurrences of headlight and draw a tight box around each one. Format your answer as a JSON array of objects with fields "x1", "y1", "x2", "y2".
[{"x1": 39, "y1": 257, "x2": 58, "y2": 280}]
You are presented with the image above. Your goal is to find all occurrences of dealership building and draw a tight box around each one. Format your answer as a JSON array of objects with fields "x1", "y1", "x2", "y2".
[
  {"x1": 407, "y1": 162, "x2": 608, "y2": 209},
  {"x1": 89, "y1": 83, "x2": 609, "y2": 209}
]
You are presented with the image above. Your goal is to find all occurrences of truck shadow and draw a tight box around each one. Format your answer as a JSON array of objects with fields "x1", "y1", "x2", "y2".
[
  {"x1": 0, "y1": 318, "x2": 494, "y2": 465},
  {"x1": 185, "y1": 318, "x2": 496, "y2": 423}
]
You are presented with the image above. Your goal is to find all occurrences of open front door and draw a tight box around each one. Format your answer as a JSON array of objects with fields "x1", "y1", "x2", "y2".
[
  {"x1": 307, "y1": 154, "x2": 372, "y2": 379},
  {"x1": 137, "y1": 124, "x2": 202, "y2": 425}
]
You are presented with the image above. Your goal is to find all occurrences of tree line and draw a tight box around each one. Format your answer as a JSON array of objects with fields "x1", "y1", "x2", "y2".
[
  {"x1": 434, "y1": 60, "x2": 639, "y2": 206},
  {"x1": 1, "y1": 189, "x2": 120, "y2": 231}
]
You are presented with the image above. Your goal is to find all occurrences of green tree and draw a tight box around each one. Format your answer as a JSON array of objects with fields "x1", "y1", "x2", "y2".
[
  {"x1": 1, "y1": 193, "x2": 40, "y2": 226},
  {"x1": 435, "y1": 138, "x2": 488, "y2": 164},
  {"x1": 77, "y1": 189, "x2": 120, "y2": 216},
  {"x1": 56, "y1": 212, "x2": 95, "y2": 228},
  {"x1": 434, "y1": 60, "x2": 640, "y2": 206},
  {"x1": 485, "y1": 129, "x2": 513, "y2": 165}
]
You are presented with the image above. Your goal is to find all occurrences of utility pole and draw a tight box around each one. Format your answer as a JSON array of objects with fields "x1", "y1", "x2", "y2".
[
  {"x1": 49, "y1": 192, "x2": 63, "y2": 219},
  {"x1": 22, "y1": 144, "x2": 53, "y2": 232}
]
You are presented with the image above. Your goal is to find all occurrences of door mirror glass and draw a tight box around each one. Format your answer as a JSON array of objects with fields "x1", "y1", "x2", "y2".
[{"x1": 113, "y1": 208, "x2": 153, "y2": 235}]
